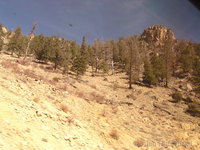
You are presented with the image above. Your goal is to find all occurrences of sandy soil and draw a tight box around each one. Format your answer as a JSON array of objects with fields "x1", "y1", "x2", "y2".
[{"x1": 0, "y1": 53, "x2": 199, "y2": 150}]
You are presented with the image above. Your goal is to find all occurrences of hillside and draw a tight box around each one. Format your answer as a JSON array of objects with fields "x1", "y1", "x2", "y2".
[{"x1": 0, "y1": 52, "x2": 199, "y2": 150}]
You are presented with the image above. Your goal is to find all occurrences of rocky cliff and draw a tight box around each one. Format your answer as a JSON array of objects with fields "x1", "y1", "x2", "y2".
[{"x1": 140, "y1": 25, "x2": 175, "y2": 47}]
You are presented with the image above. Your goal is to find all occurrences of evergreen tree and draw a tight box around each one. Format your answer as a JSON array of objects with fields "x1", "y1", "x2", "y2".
[
  {"x1": 143, "y1": 60, "x2": 157, "y2": 85},
  {"x1": 0, "y1": 24, "x2": 3, "y2": 35},
  {"x1": 88, "y1": 45, "x2": 95, "y2": 75},
  {"x1": 70, "y1": 40, "x2": 79, "y2": 61},
  {"x1": 30, "y1": 35, "x2": 50, "y2": 63},
  {"x1": 7, "y1": 27, "x2": 25, "y2": 57},
  {"x1": 93, "y1": 38, "x2": 103, "y2": 73},
  {"x1": 80, "y1": 36, "x2": 88, "y2": 67},
  {"x1": 162, "y1": 33, "x2": 174, "y2": 87},
  {"x1": 60, "y1": 39, "x2": 71, "y2": 74},
  {"x1": 48, "y1": 37, "x2": 63, "y2": 70},
  {"x1": 80, "y1": 36, "x2": 87, "y2": 56},
  {"x1": 151, "y1": 54, "x2": 165, "y2": 82},
  {"x1": 0, "y1": 38, "x2": 3, "y2": 51},
  {"x1": 180, "y1": 43, "x2": 195, "y2": 74},
  {"x1": 117, "y1": 37, "x2": 129, "y2": 70},
  {"x1": 193, "y1": 57, "x2": 200, "y2": 93},
  {"x1": 71, "y1": 55, "x2": 87, "y2": 75},
  {"x1": 99, "y1": 61, "x2": 109, "y2": 74},
  {"x1": 127, "y1": 36, "x2": 141, "y2": 89}
]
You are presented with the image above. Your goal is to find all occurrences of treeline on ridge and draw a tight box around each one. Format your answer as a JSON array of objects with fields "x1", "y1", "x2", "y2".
[{"x1": 0, "y1": 25, "x2": 200, "y2": 94}]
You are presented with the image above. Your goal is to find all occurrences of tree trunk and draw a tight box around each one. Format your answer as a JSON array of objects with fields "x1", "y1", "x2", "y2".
[
  {"x1": 165, "y1": 63, "x2": 168, "y2": 88},
  {"x1": 91, "y1": 65, "x2": 94, "y2": 76},
  {"x1": 129, "y1": 66, "x2": 132, "y2": 89},
  {"x1": 111, "y1": 60, "x2": 114, "y2": 75},
  {"x1": 129, "y1": 47, "x2": 133, "y2": 89},
  {"x1": 95, "y1": 58, "x2": 98, "y2": 73}
]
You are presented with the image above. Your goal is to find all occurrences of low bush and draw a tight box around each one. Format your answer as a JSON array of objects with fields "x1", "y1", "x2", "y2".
[
  {"x1": 109, "y1": 129, "x2": 119, "y2": 140},
  {"x1": 171, "y1": 91, "x2": 183, "y2": 103},
  {"x1": 60, "y1": 104, "x2": 69, "y2": 113},
  {"x1": 33, "y1": 97, "x2": 40, "y2": 103},
  {"x1": 52, "y1": 77, "x2": 59, "y2": 82},
  {"x1": 187, "y1": 102, "x2": 200, "y2": 117},
  {"x1": 134, "y1": 138, "x2": 145, "y2": 147},
  {"x1": 90, "y1": 92, "x2": 106, "y2": 104},
  {"x1": 112, "y1": 82, "x2": 119, "y2": 91}
]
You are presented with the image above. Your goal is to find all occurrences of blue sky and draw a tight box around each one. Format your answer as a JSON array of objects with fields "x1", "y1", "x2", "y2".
[{"x1": 0, "y1": 0, "x2": 200, "y2": 44}]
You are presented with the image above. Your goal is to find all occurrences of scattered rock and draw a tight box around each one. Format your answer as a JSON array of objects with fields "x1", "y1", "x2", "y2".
[
  {"x1": 181, "y1": 122, "x2": 197, "y2": 130},
  {"x1": 64, "y1": 134, "x2": 78, "y2": 142},
  {"x1": 52, "y1": 133, "x2": 60, "y2": 139},
  {"x1": 41, "y1": 138, "x2": 48, "y2": 142},
  {"x1": 103, "y1": 78, "x2": 108, "y2": 81},
  {"x1": 36, "y1": 111, "x2": 42, "y2": 117},
  {"x1": 134, "y1": 138, "x2": 145, "y2": 147},
  {"x1": 186, "y1": 83, "x2": 192, "y2": 91}
]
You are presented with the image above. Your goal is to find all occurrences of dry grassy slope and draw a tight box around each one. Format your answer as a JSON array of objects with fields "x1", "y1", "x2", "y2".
[{"x1": 0, "y1": 53, "x2": 199, "y2": 150}]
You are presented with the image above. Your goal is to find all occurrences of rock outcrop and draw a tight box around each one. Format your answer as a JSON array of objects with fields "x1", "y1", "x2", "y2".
[
  {"x1": 1, "y1": 27, "x2": 8, "y2": 34},
  {"x1": 140, "y1": 25, "x2": 175, "y2": 47}
]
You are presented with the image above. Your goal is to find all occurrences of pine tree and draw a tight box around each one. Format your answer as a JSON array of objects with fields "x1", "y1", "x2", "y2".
[
  {"x1": 71, "y1": 55, "x2": 87, "y2": 76},
  {"x1": 80, "y1": 36, "x2": 88, "y2": 63},
  {"x1": 117, "y1": 37, "x2": 129, "y2": 70},
  {"x1": 0, "y1": 24, "x2": 3, "y2": 36},
  {"x1": 30, "y1": 35, "x2": 50, "y2": 63},
  {"x1": 180, "y1": 42, "x2": 195, "y2": 74},
  {"x1": 8, "y1": 27, "x2": 22, "y2": 55},
  {"x1": 93, "y1": 38, "x2": 103, "y2": 73},
  {"x1": 87, "y1": 45, "x2": 95, "y2": 76},
  {"x1": 48, "y1": 37, "x2": 65, "y2": 70},
  {"x1": 70, "y1": 40, "x2": 79, "y2": 61},
  {"x1": 162, "y1": 33, "x2": 174, "y2": 87},
  {"x1": 143, "y1": 60, "x2": 157, "y2": 85},
  {"x1": 7, "y1": 27, "x2": 24, "y2": 56},
  {"x1": 127, "y1": 36, "x2": 141, "y2": 89},
  {"x1": 193, "y1": 57, "x2": 200, "y2": 93},
  {"x1": 60, "y1": 39, "x2": 71, "y2": 74},
  {"x1": 0, "y1": 38, "x2": 3, "y2": 51},
  {"x1": 99, "y1": 61, "x2": 109, "y2": 74},
  {"x1": 151, "y1": 54, "x2": 165, "y2": 82}
]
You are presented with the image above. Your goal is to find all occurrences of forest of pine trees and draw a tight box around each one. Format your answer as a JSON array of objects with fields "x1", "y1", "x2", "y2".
[{"x1": 0, "y1": 24, "x2": 200, "y2": 94}]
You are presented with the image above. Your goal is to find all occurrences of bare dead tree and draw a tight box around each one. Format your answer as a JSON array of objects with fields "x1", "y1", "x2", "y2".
[{"x1": 23, "y1": 23, "x2": 37, "y2": 61}]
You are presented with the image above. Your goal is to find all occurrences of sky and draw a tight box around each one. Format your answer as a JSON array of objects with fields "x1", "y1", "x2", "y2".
[{"x1": 0, "y1": 0, "x2": 200, "y2": 44}]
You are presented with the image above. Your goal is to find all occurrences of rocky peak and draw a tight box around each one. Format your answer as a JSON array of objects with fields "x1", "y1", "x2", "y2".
[
  {"x1": 140, "y1": 25, "x2": 175, "y2": 47},
  {"x1": 1, "y1": 27, "x2": 8, "y2": 34}
]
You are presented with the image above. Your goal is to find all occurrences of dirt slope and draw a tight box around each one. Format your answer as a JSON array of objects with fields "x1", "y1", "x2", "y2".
[{"x1": 0, "y1": 53, "x2": 199, "y2": 150}]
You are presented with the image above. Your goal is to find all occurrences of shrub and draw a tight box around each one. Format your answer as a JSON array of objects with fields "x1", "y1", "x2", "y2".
[
  {"x1": 1, "y1": 61, "x2": 19, "y2": 69},
  {"x1": 109, "y1": 129, "x2": 119, "y2": 140},
  {"x1": 68, "y1": 116, "x2": 74, "y2": 124},
  {"x1": 113, "y1": 82, "x2": 119, "y2": 90},
  {"x1": 90, "y1": 84, "x2": 97, "y2": 89},
  {"x1": 90, "y1": 92, "x2": 106, "y2": 104},
  {"x1": 23, "y1": 69, "x2": 43, "y2": 81},
  {"x1": 100, "y1": 109, "x2": 107, "y2": 117},
  {"x1": 172, "y1": 91, "x2": 183, "y2": 102},
  {"x1": 75, "y1": 91, "x2": 86, "y2": 99},
  {"x1": 33, "y1": 97, "x2": 40, "y2": 103},
  {"x1": 58, "y1": 85, "x2": 68, "y2": 91},
  {"x1": 52, "y1": 77, "x2": 59, "y2": 82},
  {"x1": 41, "y1": 138, "x2": 48, "y2": 142},
  {"x1": 187, "y1": 102, "x2": 200, "y2": 117},
  {"x1": 60, "y1": 104, "x2": 69, "y2": 113},
  {"x1": 99, "y1": 61, "x2": 109, "y2": 73},
  {"x1": 134, "y1": 138, "x2": 145, "y2": 147},
  {"x1": 18, "y1": 60, "x2": 31, "y2": 66}
]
